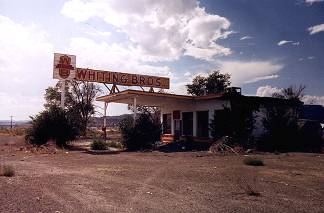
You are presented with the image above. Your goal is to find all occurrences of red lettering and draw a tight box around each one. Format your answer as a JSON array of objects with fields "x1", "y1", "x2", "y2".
[
  {"x1": 121, "y1": 74, "x2": 128, "y2": 83},
  {"x1": 97, "y1": 71, "x2": 104, "y2": 82},
  {"x1": 140, "y1": 76, "x2": 145, "y2": 85},
  {"x1": 88, "y1": 70, "x2": 96, "y2": 81},
  {"x1": 76, "y1": 69, "x2": 87, "y2": 80},
  {"x1": 104, "y1": 72, "x2": 111, "y2": 83},
  {"x1": 113, "y1": 73, "x2": 119, "y2": 83},
  {"x1": 148, "y1": 77, "x2": 154, "y2": 85},
  {"x1": 132, "y1": 75, "x2": 138, "y2": 84},
  {"x1": 156, "y1": 78, "x2": 161, "y2": 86}
]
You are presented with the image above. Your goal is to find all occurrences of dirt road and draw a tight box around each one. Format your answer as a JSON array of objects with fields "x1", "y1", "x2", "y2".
[{"x1": 1, "y1": 148, "x2": 324, "y2": 212}]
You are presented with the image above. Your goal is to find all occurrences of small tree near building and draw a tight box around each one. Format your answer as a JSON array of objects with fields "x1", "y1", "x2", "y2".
[{"x1": 186, "y1": 70, "x2": 231, "y2": 96}]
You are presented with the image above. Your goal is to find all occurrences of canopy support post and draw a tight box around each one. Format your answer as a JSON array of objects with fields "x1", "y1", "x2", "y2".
[
  {"x1": 103, "y1": 102, "x2": 108, "y2": 139},
  {"x1": 133, "y1": 96, "x2": 137, "y2": 123}
]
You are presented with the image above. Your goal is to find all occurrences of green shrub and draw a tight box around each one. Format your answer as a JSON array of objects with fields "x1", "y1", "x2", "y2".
[
  {"x1": 119, "y1": 113, "x2": 161, "y2": 151},
  {"x1": 1, "y1": 165, "x2": 15, "y2": 177},
  {"x1": 91, "y1": 139, "x2": 108, "y2": 150},
  {"x1": 25, "y1": 106, "x2": 77, "y2": 146},
  {"x1": 243, "y1": 157, "x2": 264, "y2": 166}
]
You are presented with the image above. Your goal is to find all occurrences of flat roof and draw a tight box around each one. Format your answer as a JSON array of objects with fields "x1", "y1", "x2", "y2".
[
  {"x1": 96, "y1": 89, "x2": 225, "y2": 106},
  {"x1": 96, "y1": 89, "x2": 298, "y2": 107},
  {"x1": 96, "y1": 89, "x2": 224, "y2": 101}
]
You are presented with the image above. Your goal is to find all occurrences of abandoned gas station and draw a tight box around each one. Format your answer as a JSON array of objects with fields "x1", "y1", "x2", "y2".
[
  {"x1": 53, "y1": 53, "x2": 293, "y2": 144},
  {"x1": 96, "y1": 90, "x2": 234, "y2": 143}
]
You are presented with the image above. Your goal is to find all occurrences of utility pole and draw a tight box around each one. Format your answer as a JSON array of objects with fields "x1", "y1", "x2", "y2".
[{"x1": 10, "y1": 116, "x2": 13, "y2": 130}]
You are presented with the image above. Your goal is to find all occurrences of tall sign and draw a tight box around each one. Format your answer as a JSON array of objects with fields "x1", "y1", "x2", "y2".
[
  {"x1": 53, "y1": 53, "x2": 76, "y2": 80},
  {"x1": 53, "y1": 53, "x2": 170, "y2": 89}
]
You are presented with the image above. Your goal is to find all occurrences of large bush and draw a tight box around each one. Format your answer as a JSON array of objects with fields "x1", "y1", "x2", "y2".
[
  {"x1": 259, "y1": 106, "x2": 322, "y2": 152},
  {"x1": 25, "y1": 106, "x2": 77, "y2": 146},
  {"x1": 209, "y1": 96, "x2": 258, "y2": 149},
  {"x1": 119, "y1": 113, "x2": 161, "y2": 151},
  {"x1": 90, "y1": 139, "x2": 108, "y2": 150}
]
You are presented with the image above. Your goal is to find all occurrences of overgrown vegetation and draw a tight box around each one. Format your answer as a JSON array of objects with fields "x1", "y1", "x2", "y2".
[
  {"x1": 243, "y1": 157, "x2": 264, "y2": 166},
  {"x1": 259, "y1": 85, "x2": 322, "y2": 152},
  {"x1": 44, "y1": 81, "x2": 101, "y2": 136},
  {"x1": 119, "y1": 109, "x2": 161, "y2": 151},
  {"x1": 210, "y1": 95, "x2": 259, "y2": 149},
  {"x1": 90, "y1": 139, "x2": 108, "y2": 150},
  {"x1": 0, "y1": 165, "x2": 15, "y2": 177},
  {"x1": 107, "y1": 140, "x2": 123, "y2": 149},
  {"x1": 25, "y1": 106, "x2": 77, "y2": 146}
]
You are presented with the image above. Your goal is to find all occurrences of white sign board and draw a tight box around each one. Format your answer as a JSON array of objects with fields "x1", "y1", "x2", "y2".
[
  {"x1": 53, "y1": 53, "x2": 76, "y2": 80},
  {"x1": 52, "y1": 53, "x2": 170, "y2": 89}
]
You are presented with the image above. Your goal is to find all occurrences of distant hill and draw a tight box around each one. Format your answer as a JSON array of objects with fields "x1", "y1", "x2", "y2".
[
  {"x1": 0, "y1": 115, "x2": 131, "y2": 129},
  {"x1": 88, "y1": 114, "x2": 132, "y2": 128},
  {"x1": 0, "y1": 120, "x2": 31, "y2": 127}
]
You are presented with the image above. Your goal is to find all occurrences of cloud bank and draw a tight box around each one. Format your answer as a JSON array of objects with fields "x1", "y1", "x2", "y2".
[{"x1": 61, "y1": 0, "x2": 232, "y2": 62}]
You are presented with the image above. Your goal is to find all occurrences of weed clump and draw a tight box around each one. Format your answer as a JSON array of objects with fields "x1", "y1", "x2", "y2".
[
  {"x1": 91, "y1": 139, "x2": 108, "y2": 150},
  {"x1": 1, "y1": 165, "x2": 15, "y2": 177},
  {"x1": 107, "y1": 141, "x2": 123, "y2": 149},
  {"x1": 243, "y1": 157, "x2": 264, "y2": 166}
]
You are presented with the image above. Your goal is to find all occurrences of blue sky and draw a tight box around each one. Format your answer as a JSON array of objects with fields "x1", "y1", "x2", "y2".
[{"x1": 0, "y1": 0, "x2": 323, "y2": 120}]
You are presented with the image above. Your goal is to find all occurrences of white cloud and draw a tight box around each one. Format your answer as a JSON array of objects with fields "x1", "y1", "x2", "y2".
[
  {"x1": 67, "y1": 37, "x2": 171, "y2": 77},
  {"x1": 84, "y1": 28, "x2": 111, "y2": 37},
  {"x1": 61, "y1": 0, "x2": 232, "y2": 62},
  {"x1": 240, "y1": 36, "x2": 253, "y2": 40},
  {"x1": 245, "y1": 75, "x2": 279, "y2": 84},
  {"x1": 184, "y1": 71, "x2": 191, "y2": 77},
  {"x1": 308, "y1": 23, "x2": 324, "y2": 35},
  {"x1": 277, "y1": 40, "x2": 293, "y2": 46},
  {"x1": 257, "y1": 85, "x2": 324, "y2": 106},
  {"x1": 305, "y1": 0, "x2": 324, "y2": 4},
  {"x1": 256, "y1": 85, "x2": 282, "y2": 97},
  {"x1": 217, "y1": 60, "x2": 283, "y2": 86},
  {"x1": 0, "y1": 15, "x2": 54, "y2": 120},
  {"x1": 308, "y1": 56, "x2": 315, "y2": 60},
  {"x1": 303, "y1": 95, "x2": 324, "y2": 106},
  {"x1": 277, "y1": 40, "x2": 300, "y2": 46}
]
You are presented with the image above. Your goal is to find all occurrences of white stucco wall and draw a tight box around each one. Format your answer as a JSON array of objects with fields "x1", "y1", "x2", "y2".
[{"x1": 160, "y1": 98, "x2": 230, "y2": 137}]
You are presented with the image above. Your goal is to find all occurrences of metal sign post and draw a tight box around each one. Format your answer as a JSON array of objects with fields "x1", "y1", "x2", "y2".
[{"x1": 61, "y1": 80, "x2": 66, "y2": 109}]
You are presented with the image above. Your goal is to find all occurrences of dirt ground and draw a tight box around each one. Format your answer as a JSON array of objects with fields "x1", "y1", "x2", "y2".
[{"x1": 1, "y1": 136, "x2": 324, "y2": 213}]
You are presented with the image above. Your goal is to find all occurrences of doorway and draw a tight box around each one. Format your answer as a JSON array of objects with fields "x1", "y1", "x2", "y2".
[
  {"x1": 182, "y1": 112, "x2": 193, "y2": 136},
  {"x1": 197, "y1": 111, "x2": 209, "y2": 137}
]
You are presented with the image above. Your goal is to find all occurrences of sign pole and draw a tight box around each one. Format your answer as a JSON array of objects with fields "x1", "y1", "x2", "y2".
[
  {"x1": 103, "y1": 102, "x2": 107, "y2": 139},
  {"x1": 61, "y1": 80, "x2": 66, "y2": 109}
]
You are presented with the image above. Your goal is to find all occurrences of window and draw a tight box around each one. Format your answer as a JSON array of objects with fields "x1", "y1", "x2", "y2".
[
  {"x1": 162, "y1": 114, "x2": 171, "y2": 134},
  {"x1": 182, "y1": 112, "x2": 193, "y2": 136},
  {"x1": 197, "y1": 111, "x2": 209, "y2": 137}
]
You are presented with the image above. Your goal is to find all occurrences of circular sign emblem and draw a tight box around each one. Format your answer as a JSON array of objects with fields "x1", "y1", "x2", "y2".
[{"x1": 56, "y1": 55, "x2": 74, "y2": 79}]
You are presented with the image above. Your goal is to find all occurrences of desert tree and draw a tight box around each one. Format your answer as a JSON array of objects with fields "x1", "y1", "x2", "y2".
[
  {"x1": 44, "y1": 80, "x2": 101, "y2": 136},
  {"x1": 186, "y1": 70, "x2": 231, "y2": 96}
]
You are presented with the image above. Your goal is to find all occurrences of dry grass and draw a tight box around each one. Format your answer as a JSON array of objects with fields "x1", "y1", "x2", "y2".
[
  {"x1": 0, "y1": 165, "x2": 15, "y2": 177},
  {"x1": 243, "y1": 157, "x2": 265, "y2": 166},
  {"x1": 237, "y1": 176, "x2": 261, "y2": 197}
]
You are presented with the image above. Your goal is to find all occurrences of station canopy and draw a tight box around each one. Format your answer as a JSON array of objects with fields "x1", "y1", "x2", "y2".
[{"x1": 96, "y1": 89, "x2": 224, "y2": 107}]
